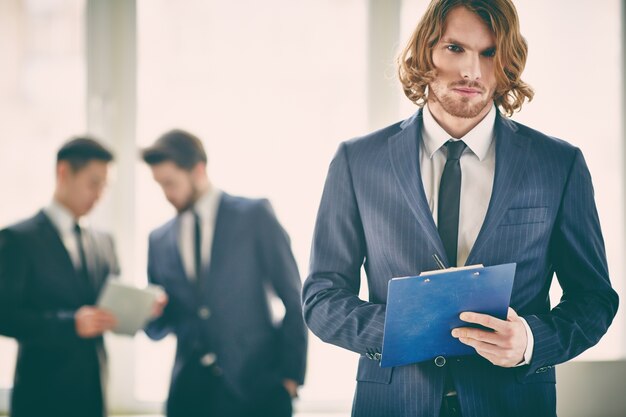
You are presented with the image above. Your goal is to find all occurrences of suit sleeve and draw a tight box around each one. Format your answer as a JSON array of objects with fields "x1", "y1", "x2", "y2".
[
  {"x1": 144, "y1": 233, "x2": 177, "y2": 340},
  {"x1": 523, "y1": 149, "x2": 619, "y2": 374},
  {"x1": 302, "y1": 143, "x2": 386, "y2": 356},
  {"x1": 0, "y1": 229, "x2": 80, "y2": 347},
  {"x1": 256, "y1": 200, "x2": 308, "y2": 384}
]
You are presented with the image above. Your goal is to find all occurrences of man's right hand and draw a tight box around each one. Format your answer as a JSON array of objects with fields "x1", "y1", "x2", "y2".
[
  {"x1": 150, "y1": 290, "x2": 169, "y2": 319},
  {"x1": 75, "y1": 306, "x2": 118, "y2": 338}
]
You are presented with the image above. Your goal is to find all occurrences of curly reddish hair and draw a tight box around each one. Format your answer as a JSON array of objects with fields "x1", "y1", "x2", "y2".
[{"x1": 398, "y1": 0, "x2": 534, "y2": 116}]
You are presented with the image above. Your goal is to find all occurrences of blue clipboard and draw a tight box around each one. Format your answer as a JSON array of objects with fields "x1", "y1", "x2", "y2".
[{"x1": 380, "y1": 263, "x2": 516, "y2": 368}]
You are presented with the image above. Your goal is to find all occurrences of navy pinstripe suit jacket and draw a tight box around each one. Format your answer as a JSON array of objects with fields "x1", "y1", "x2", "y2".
[{"x1": 302, "y1": 109, "x2": 618, "y2": 417}]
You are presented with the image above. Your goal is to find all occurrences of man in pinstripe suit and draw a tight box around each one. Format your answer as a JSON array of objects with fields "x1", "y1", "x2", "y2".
[{"x1": 302, "y1": 1, "x2": 618, "y2": 416}]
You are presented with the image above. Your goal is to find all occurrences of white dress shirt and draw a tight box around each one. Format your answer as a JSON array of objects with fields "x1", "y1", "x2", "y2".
[
  {"x1": 420, "y1": 103, "x2": 534, "y2": 365},
  {"x1": 44, "y1": 199, "x2": 88, "y2": 270},
  {"x1": 178, "y1": 187, "x2": 222, "y2": 281},
  {"x1": 420, "y1": 103, "x2": 496, "y2": 268}
]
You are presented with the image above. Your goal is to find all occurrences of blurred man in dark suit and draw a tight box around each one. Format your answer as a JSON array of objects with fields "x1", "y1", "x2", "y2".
[
  {"x1": 0, "y1": 137, "x2": 119, "y2": 417},
  {"x1": 142, "y1": 129, "x2": 307, "y2": 417}
]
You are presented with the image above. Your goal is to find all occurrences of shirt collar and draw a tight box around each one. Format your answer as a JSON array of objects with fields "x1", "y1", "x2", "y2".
[
  {"x1": 192, "y1": 186, "x2": 222, "y2": 219},
  {"x1": 421, "y1": 103, "x2": 496, "y2": 161},
  {"x1": 45, "y1": 199, "x2": 83, "y2": 233}
]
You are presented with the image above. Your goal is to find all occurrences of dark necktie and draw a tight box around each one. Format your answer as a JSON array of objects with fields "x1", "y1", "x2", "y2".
[
  {"x1": 193, "y1": 211, "x2": 202, "y2": 281},
  {"x1": 73, "y1": 223, "x2": 91, "y2": 287},
  {"x1": 437, "y1": 140, "x2": 467, "y2": 267}
]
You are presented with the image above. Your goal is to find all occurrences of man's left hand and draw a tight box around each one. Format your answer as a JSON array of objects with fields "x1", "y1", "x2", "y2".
[
  {"x1": 451, "y1": 307, "x2": 527, "y2": 368},
  {"x1": 282, "y1": 379, "x2": 299, "y2": 398}
]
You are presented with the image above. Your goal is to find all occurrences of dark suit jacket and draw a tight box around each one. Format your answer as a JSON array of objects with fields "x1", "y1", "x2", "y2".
[
  {"x1": 145, "y1": 193, "x2": 307, "y2": 405},
  {"x1": 0, "y1": 210, "x2": 118, "y2": 417},
  {"x1": 302, "y1": 110, "x2": 619, "y2": 417}
]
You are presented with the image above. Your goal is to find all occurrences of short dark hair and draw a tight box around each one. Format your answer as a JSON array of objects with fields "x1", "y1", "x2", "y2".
[
  {"x1": 141, "y1": 129, "x2": 207, "y2": 171},
  {"x1": 57, "y1": 136, "x2": 114, "y2": 172}
]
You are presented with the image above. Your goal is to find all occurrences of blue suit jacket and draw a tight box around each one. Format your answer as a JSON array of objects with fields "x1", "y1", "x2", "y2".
[
  {"x1": 145, "y1": 193, "x2": 307, "y2": 403},
  {"x1": 302, "y1": 110, "x2": 618, "y2": 417}
]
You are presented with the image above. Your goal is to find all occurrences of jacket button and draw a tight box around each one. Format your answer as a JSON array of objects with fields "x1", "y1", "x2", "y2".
[
  {"x1": 373, "y1": 353, "x2": 382, "y2": 361},
  {"x1": 200, "y1": 353, "x2": 217, "y2": 366},
  {"x1": 536, "y1": 366, "x2": 547, "y2": 373},
  {"x1": 434, "y1": 356, "x2": 446, "y2": 367},
  {"x1": 198, "y1": 307, "x2": 211, "y2": 319}
]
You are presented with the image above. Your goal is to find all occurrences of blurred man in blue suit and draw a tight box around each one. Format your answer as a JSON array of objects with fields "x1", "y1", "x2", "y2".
[
  {"x1": 0, "y1": 137, "x2": 119, "y2": 417},
  {"x1": 302, "y1": 1, "x2": 618, "y2": 416},
  {"x1": 142, "y1": 130, "x2": 307, "y2": 417}
]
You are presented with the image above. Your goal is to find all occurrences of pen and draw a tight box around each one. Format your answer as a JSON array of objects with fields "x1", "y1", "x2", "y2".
[{"x1": 432, "y1": 254, "x2": 446, "y2": 270}]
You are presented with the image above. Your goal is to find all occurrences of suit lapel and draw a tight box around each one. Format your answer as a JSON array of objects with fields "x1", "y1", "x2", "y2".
[
  {"x1": 87, "y1": 233, "x2": 111, "y2": 297},
  {"x1": 169, "y1": 216, "x2": 191, "y2": 285},
  {"x1": 388, "y1": 110, "x2": 448, "y2": 262},
  {"x1": 466, "y1": 114, "x2": 531, "y2": 265},
  {"x1": 36, "y1": 211, "x2": 92, "y2": 301}
]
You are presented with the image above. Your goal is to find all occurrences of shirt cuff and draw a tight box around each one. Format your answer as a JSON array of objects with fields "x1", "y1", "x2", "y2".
[{"x1": 515, "y1": 316, "x2": 534, "y2": 366}]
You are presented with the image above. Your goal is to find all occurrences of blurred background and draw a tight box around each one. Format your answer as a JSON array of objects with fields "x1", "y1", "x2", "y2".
[{"x1": 0, "y1": 0, "x2": 624, "y2": 416}]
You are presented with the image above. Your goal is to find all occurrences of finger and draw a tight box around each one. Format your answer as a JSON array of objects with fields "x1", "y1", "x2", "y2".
[
  {"x1": 80, "y1": 306, "x2": 97, "y2": 316},
  {"x1": 92, "y1": 311, "x2": 117, "y2": 326},
  {"x1": 157, "y1": 293, "x2": 169, "y2": 305},
  {"x1": 473, "y1": 349, "x2": 505, "y2": 366},
  {"x1": 96, "y1": 309, "x2": 116, "y2": 319},
  {"x1": 475, "y1": 347, "x2": 520, "y2": 368},
  {"x1": 91, "y1": 317, "x2": 115, "y2": 330},
  {"x1": 452, "y1": 327, "x2": 500, "y2": 344},
  {"x1": 457, "y1": 337, "x2": 502, "y2": 357},
  {"x1": 90, "y1": 314, "x2": 108, "y2": 325},
  {"x1": 92, "y1": 322, "x2": 111, "y2": 333},
  {"x1": 103, "y1": 313, "x2": 118, "y2": 324},
  {"x1": 100, "y1": 318, "x2": 115, "y2": 328},
  {"x1": 507, "y1": 307, "x2": 519, "y2": 321},
  {"x1": 99, "y1": 316, "x2": 118, "y2": 328},
  {"x1": 459, "y1": 312, "x2": 507, "y2": 332},
  {"x1": 81, "y1": 327, "x2": 99, "y2": 337},
  {"x1": 151, "y1": 306, "x2": 164, "y2": 318}
]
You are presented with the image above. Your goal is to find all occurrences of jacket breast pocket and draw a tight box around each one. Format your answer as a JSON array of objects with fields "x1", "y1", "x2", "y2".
[
  {"x1": 356, "y1": 356, "x2": 393, "y2": 384},
  {"x1": 501, "y1": 207, "x2": 548, "y2": 226}
]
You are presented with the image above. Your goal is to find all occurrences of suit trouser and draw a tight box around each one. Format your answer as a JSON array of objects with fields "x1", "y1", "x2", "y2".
[
  {"x1": 11, "y1": 354, "x2": 104, "y2": 417},
  {"x1": 439, "y1": 394, "x2": 462, "y2": 417},
  {"x1": 439, "y1": 368, "x2": 462, "y2": 417},
  {"x1": 167, "y1": 359, "x2": 292, "y2": 417}
]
